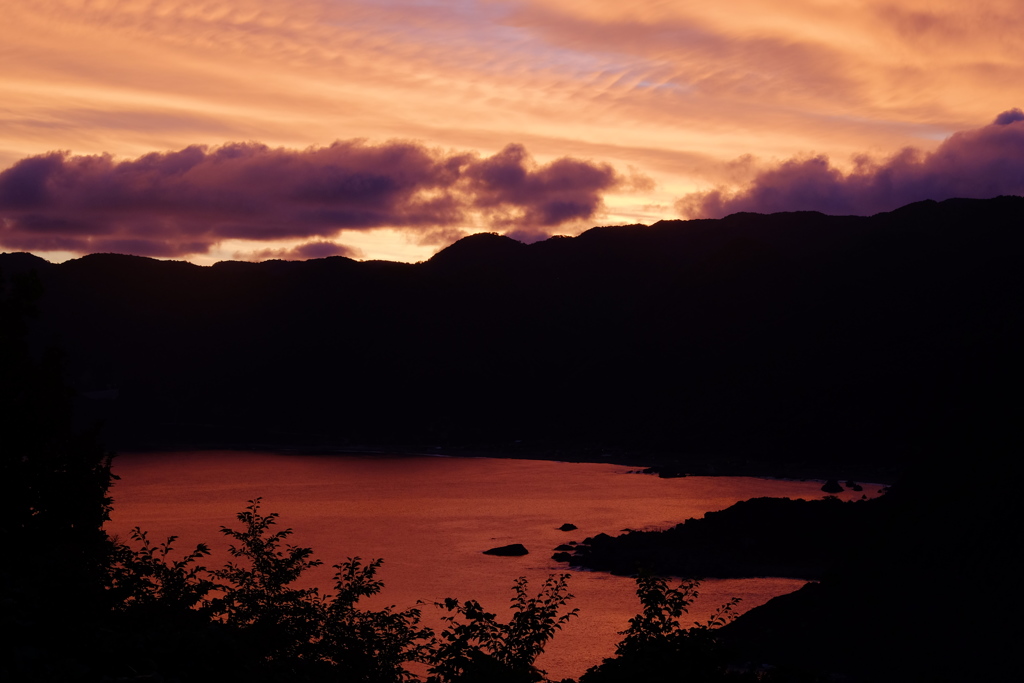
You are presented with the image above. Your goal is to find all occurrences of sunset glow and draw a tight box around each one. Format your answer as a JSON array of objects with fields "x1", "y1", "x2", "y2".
[{"x1": 2, "y1": 0, "x2": 1022, "y2": 263}]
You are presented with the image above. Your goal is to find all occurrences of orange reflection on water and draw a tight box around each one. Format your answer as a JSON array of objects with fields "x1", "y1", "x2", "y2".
[{"x1": 108, "y1": 452, "x2": 880, "y2": 679}]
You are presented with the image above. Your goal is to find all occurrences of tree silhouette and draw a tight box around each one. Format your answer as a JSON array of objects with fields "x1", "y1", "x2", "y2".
[
  {"x1": 1, "y1": 267, "x2": 118, "y2": 680},
  {"x1": 428, "y1": 574, "x2": 578, "y2": 683},
  {"x1": 110, "y1": 498, "x2": 578, "y2": 682},
  {"x1": 581, "y1": 575, "x2": 740, "y2": 683}
]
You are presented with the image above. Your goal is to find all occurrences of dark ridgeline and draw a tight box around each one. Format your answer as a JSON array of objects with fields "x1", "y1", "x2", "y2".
[
  {"x1": 2, "y1": 195, "x2": 1022, "y2": 681},
  {"x1": 3, "y1": 195, "x2": 1022, "y2": 473}
]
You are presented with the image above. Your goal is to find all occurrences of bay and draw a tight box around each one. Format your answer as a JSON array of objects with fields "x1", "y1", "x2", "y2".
[{"x1": 108, "y1": 452, "x2": 881, "y2": 680}]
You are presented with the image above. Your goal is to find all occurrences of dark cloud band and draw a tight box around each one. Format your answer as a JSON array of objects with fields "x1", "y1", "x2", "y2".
[
  {"x1": 678, "y1": 109, "x2": 1024, "y2": 218},
  {"x1": 0, "y1": 140, "x2": 627, "y2": 258}
]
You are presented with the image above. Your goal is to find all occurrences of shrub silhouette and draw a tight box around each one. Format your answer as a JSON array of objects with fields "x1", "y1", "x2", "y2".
[
  {"x1": 122, "y1": 498, "x2": 431, "y2": 680},
  {"x1": 208, "y1": 497, "x2": 327, "y2": 664},
  {"x1": 319, "y1": 556, "x2": 433, "y2": 683},
  {"x1": 428, "y1": 574, "x2": 579, "y2": 683},
  {"x1": 108, "y1": 499, "x2": 765, "y2": 682},
  {"x1": 110, "y1": 527, "x2": 215, "y2": 616},
  {"x1": 111, "y1": 499, "x2": 582, "y2": 682},
  {"x1": 581, "y1": 575, "x2": 741, "y2": 683}
]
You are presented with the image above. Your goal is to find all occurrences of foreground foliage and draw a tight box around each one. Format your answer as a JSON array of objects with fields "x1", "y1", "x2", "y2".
[
  {"x1": 580, "y1": 575, "x2": 741, "y2": 683},
  {"x1": 429, "y1": 574, "x2": 578, "y2": 683},
  {"x1": 109, "y1": 498, "x2": 432, "y2": 681},
  {"x1": 102, "y1": 498, "x2": 753, "y2": 683},
  {"x1": 107, "y1": 499, "x2": 589, "y2": 682}
]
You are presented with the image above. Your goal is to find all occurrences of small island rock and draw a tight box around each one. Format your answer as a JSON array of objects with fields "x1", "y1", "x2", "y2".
[
  {"x1": 558, "y1": 523, "x2": 578, "y2": 531},
  {"x1": 821, "y1": 479, "x2": 845, "y2": 493},
  {"x1": 483, "y1": 543, "x2": 529, "y2": 556}
]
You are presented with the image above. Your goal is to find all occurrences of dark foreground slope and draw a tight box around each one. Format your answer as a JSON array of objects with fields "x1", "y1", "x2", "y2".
[
  {"x1": 719, "y1": 414, "x2": 1024, "y2": 682},
  {"x1": 3, "y1": 196, "x2": 1023, "y2": 473},
  {"x1": 556, "y1": 409, "x2": 1023, "y2": 681}
]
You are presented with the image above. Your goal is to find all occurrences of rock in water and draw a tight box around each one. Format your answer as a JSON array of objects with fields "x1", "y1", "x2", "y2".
[
  {"x1": 558, "y1": 523, "x2": 578, "y2": 531},
  {"x1": 483, "y1": 543, "x2": 529, "y2": 556},
  {"x1": 821, "y1": 479, "x2": 844, "y2": 493}
]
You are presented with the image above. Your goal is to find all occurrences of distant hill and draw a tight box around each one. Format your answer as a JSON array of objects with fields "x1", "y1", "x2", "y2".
[{"x1": 3, "y1": 196, "x2": 1022, "y2": 470}]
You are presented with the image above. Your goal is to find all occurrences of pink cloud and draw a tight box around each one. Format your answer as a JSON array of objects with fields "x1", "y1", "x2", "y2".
[
  {"x1": 678, "y1": 109, "x2": 1024, "y2": 218},
  {"x1": 465, "y1": 143, "x2": 619, "y2": 226},
  {"x1": 238, "y1": 240, "x2": 363, "y2": 262},
  {"x1": 0, "y1": 140, "x2": 633, "y2": 259}
]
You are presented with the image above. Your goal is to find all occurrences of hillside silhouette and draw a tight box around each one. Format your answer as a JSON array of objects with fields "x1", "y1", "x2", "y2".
[
  {"x1": 2, "y1": 196, "x2": 1022, "y2": 473},
  {"x1": 4, "y1": 196, "x2": 1023, "y2": 681}
]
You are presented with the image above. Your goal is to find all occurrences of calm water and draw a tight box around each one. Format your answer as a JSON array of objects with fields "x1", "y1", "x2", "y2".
[{"x1": 108, "y1": 452, "x2": 881, "y2": 679}]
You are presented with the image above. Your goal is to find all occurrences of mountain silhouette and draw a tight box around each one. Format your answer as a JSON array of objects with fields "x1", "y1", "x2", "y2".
[{"x1": 3, "y1": 196, "x2": 1021, "y2": 471}]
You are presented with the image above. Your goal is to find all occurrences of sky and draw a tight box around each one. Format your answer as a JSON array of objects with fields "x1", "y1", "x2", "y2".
[{"x1": 1, "y1": 0, "x2": 1022, "y2": 265}]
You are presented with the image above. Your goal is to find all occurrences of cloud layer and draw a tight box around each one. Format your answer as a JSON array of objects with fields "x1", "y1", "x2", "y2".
[
  {"x1": 4, "y1": 2, "x2": 1023, "y2": 217},
  {"x1": 3, "y1": 3, "x2": 1023, "y2": 260},
  {"x1": 678, "y1": 109, "x2": 1024, "y2": 218},
  {"x1": 0, "y1": 141, "x2": 624, "y2": 258}
]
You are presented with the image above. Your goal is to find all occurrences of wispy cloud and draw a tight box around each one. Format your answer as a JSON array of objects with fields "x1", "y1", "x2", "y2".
[
  {"x1": 677, "y1": 109, "x2": 1024, "y2": 218},
  {"x1": 0, "y1": 140, "x2": 631, "y2": 258},
  {"x1": 5, "y1": 1, "x2": 1020, "y2": 166}
]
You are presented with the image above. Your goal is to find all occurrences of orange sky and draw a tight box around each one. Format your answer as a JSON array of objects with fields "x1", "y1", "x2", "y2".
[{"x1": 2, "y1": 0, "x2": 1022, "y2": 264}]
